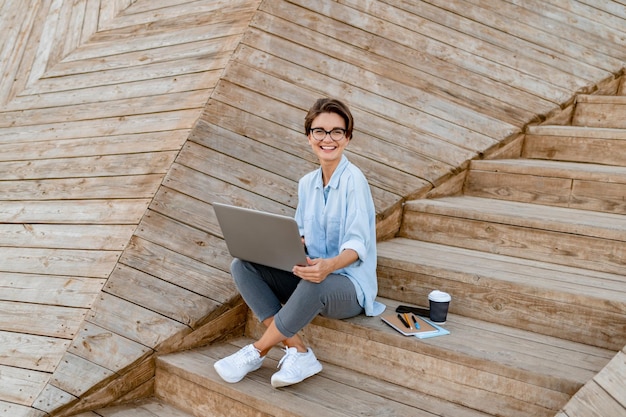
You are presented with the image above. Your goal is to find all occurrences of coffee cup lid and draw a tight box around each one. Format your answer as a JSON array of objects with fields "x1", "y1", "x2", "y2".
[{"x1": 428, "y1": 290, "x2": 451, "y2": 302}]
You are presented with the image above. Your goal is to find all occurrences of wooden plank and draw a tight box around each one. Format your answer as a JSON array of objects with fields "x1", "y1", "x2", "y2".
[
  {"x1": 32, "y1": 383, "x2": 77, "y2": 415},
  {"x1": 562, "y1": 380, "x2": 626, "y2": 417},
  {"x1": 134, "y1": 210, "x2": 232, "y2": 273},
  {"x1": 0, "y1": 400, "x2": 46, "y2": 417},
  {"x1": 104, "y1": 264, "x2": 221, "y2": 327},
  {"x1": 404, "y1": 197, "x2": 626, "y2": 241},
  {"x1": 52, "y1": 356, "x2": 155, "y2": 417},
  {"x1": 0, "y1": 224, "x2": 135, "y2": 250},
  {"x1": 593, "y1": 351, "x2": 626, "y2": 410},
  {"x1": 0, "y1": 247, "x2": 120, "y2": 278},
  {"x1": 377, "y1": 239, "x2": 626, "y2": 350},
  {"x1": 0, "y1": 91, "x2": 209, "y2": 127},
  {"x1": 163, "y1": 163, "x2": 296, "y2": 217},
  {"x1": 387, "y1": 0, "x2": 607, "y2": 85},
  {"x1": 429, "y1": 0, "x2": 625, "y2": 73},
  {"x1": 378, "y1": 239, "x2": 626, "y2": 316},
  {"x1": 503, "y1": 0, "x2": 626, "y2": 60},
  {"x1": 0, "y1": 131, "x2": 187, "y2": 161},
  {"x1": 51, "y1": 352, "x2": 115, "y2": 397},
  {"x1": 6, "y1": 73, "x2": 217, "y2": 111},
  {"x1": 119, "y1": 236, "x2": 237, "y2": 305},
  {"x1": 0, "y1": 110, "x2": 199, "y2": 143},
  {"x1": 99, "y1": 0, "x2": 260, "y2": 32},
  {"x1": 93, "y1": 397, "x2": 194, "y2": 417},
  {"x1": 0, "y1": 199, "x2": 150, "y2": 224},
  {"x1": 0, "y1": 331, "x2": 69, "y2": 372},
  {"x1": 71, "y1": 321, "x2": 152, "y2": 373},
  {"x1": 291, "y1": 0, "x2": 571, "y2": 101},
  {"x1": 237, "y1": 27, "x2": 519, "y2": 144},
  {"x1": 155, "y1": 367, "x2": 274, "y2": 417},
  {"x1": 470, "y1": 159, "x2": 626, "y2": 183},
  {"x1": 401, "y1": 208, "x2": 626, "y2": 275},
  {"x1": 88, "y1": 293, "x2": 190, "y2": 349},
  {"x1": 148, "y1": 186, "x2": 222, "y2": 237},
  {"x1": 0, "y1": 174, "x2": 164, "y2": 200},
  {"x1": 0, "y1": 0, "x2": 39, "y2": 103},
  {"x1": 523, "y1": 127, "x2": 626, "y2": 166},
  {"x1": 0, "y1": 273, "x2": 105, "y2": 307},
  {"x1": 3, "y1": 0, "x2": 50, "y2": 103},
  {"x1": 0, "y1": 365, "x2": 49, "y2": 405},
  {"x1": 177, "y1": 141, "x2": 299, "y2": 208},
  {"x1": 465, "y1": 169, "x2": 572, "y2": 207},
  {"x1": 0, "y1": 152, "x2": 177, "y2": 180},
  {"x1": 0, "y1": 301, "x2": 87, "y2": 338},
  {"x1": 241, "y1": 18, "x2": 538, "y2": 127},
  {"x1": 573, "y1": 96, "x2": 626, "y2": 128},
  {"x1": 297, "y1": 326, "x2": 561, "y2": 416},
  {"x1": 571, "y1": 180, "x2": 626, "y2": 214},
  {"x1": 249, "y1": 7, "x2": 517, "y2": 145}
]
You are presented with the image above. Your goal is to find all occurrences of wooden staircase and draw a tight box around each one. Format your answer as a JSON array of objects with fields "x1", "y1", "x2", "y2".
[{"x1": 84, "y1": 92, "x2": 626, "y2": 416}]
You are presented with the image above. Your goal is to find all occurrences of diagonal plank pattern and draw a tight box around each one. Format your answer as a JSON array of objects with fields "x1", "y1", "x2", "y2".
[
  {"x1": 0, "y1": 0, "x2": 625, "y2": 416},
  {"x1": 0, "y1": 1, "x2": 262, "y2": 415}
]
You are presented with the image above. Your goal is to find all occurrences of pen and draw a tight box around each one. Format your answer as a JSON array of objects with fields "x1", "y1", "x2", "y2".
[
  {"x1": 403, "y1": 313, "x2": 412, "y2": 329},
  {"x1": 411, "y1": 314, "x2": 420, "y2": 329},
  {"x1": 397, "y1": 313, "x2": 410, "y2": 329}
]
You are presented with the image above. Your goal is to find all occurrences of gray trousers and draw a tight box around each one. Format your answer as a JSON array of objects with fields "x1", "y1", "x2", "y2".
[{"x1": 231, "y1": 258, "x2": 363, "y2": 338}]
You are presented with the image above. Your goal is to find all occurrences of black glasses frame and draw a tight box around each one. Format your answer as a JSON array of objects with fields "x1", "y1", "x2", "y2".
[{"x1": 309, "y1": 128, "x2": 346, "y2": 141}]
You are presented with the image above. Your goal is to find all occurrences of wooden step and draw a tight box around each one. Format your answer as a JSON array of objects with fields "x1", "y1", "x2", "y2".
[
  {"x1": 465, "y1": 159, "x2": 626, "y2": 214},
  {"x1": 523, "y1": 125, "x2": 626, "y2": 166},
  {"x1": 399, "y1": 196, "x2": 626, "y2": 275},
  {"x1": 572, "y1": 95, "x2": 626, "y2": 128},
  {"x1": 242, "y1": 294, "x2": 616, "y2": 417},
  {"x1": 86, "y1": 397, "x2": 195, "y2": 417},
  {"x1": 377, "y1": 238, "x2": 626, "y2": 350},
  {"x1": 156, "y1": 337, "x2": 496, "y2": 417}
]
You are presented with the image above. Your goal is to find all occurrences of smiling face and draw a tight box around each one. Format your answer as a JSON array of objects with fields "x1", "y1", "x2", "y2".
[{"x1": 307, "y1": 111, "x2": 350, "y2": 169}]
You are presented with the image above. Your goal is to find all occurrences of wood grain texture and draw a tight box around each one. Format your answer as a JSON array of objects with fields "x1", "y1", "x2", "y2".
[{"x1": 1, "y1": 0, "x2": 625, "y2": 415}]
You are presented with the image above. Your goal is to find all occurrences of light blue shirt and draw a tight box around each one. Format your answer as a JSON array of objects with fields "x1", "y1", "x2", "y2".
[{"x1": 295, "y1": 156, "x2": 385, "y2": 316}]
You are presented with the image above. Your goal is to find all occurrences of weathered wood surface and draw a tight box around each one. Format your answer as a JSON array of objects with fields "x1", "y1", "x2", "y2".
[
  {"x1": 377, "y1": 238, "x2": 626, "y2": 351},
  {"x1": 401, "y1": 196, "x2": 626, "y2": 275},
  {"x1": 465, "y1": 159, "x2": 626, "y2": 214},
  {"x1": 1, "y1": 0, "x2": 626, "y2": 416},
  {"x1": 524, "y1": 126, "x2": 626, "y2": 166}
]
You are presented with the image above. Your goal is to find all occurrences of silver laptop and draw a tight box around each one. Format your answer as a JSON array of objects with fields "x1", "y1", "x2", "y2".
[{"x1": 213, "y1": 202, "x2": 308, "y2": 271}]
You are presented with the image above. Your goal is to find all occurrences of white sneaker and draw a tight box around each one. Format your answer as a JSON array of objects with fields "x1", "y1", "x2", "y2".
[
  {"x1": 214, "y1": 344, "x2": 264, "y2": 383},
  {"x1": 271, "y1": 347, "x2": 323, "y2": 388}
]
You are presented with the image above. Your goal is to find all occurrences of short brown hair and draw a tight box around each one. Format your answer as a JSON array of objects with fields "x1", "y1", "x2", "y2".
[{"x1": 304, "y1": 98, "x2": 354, "y2": 139}]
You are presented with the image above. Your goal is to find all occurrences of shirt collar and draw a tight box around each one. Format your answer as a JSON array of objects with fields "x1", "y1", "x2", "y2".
[{"x1": 314, "y1": 155, "x2": 350, "y2": 190}]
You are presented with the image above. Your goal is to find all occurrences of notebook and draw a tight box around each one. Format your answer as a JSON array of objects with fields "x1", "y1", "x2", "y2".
[
  {"x1": 381, "y1": 313, "x2": 449, "y2": 339},
  {"x1": 213, "y1": 202, "x2": 308, "y2": 272}
]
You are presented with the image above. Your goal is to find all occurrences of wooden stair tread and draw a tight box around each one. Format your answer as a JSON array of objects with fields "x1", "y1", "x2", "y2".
[
  {"x1": 345, "y1": 297, "x2": 614, "y2": 387},
  {"x1": 523, "y1": 125, "x2": 626, "y2": 167},
  {"x1": 242, "y1": 296, "x2": 615, "y2": 416},
  {"x1": 526, "y1": 125, "x2": 626, "y2": 139},
  {"x1": 470, "y1": 159, "x2": 626, "y2": 182},
  {"x1": 576, "y1": 95, "x2": 626, "y2": 104},
  {"x1": 158, "y1": 339, "x2": 493, "y2": 417},
  {"x1": 377, "y1": 238, "x2": 626, "y2": 311},
  {"x1": 404, "y1": 196, "x2": 626, "y2": 241}
]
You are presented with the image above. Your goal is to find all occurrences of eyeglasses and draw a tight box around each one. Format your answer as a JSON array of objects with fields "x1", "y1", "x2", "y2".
[{"x1": 309, "y1": 128, "x2": 346, "y2": 141}]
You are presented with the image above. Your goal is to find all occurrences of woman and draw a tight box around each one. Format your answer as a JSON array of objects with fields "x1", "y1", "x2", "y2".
[{"x1": 214, "y1": 98, "x2": 384, "y2": 388}]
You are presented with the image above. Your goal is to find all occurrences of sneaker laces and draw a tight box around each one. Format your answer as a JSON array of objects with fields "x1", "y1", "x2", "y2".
[
  {"x1": 277, "y1": 347, "x2": 299, "y2": 369},
  {"x1": 233, "y1": 345, "x2": 261, "y2": 367}
]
